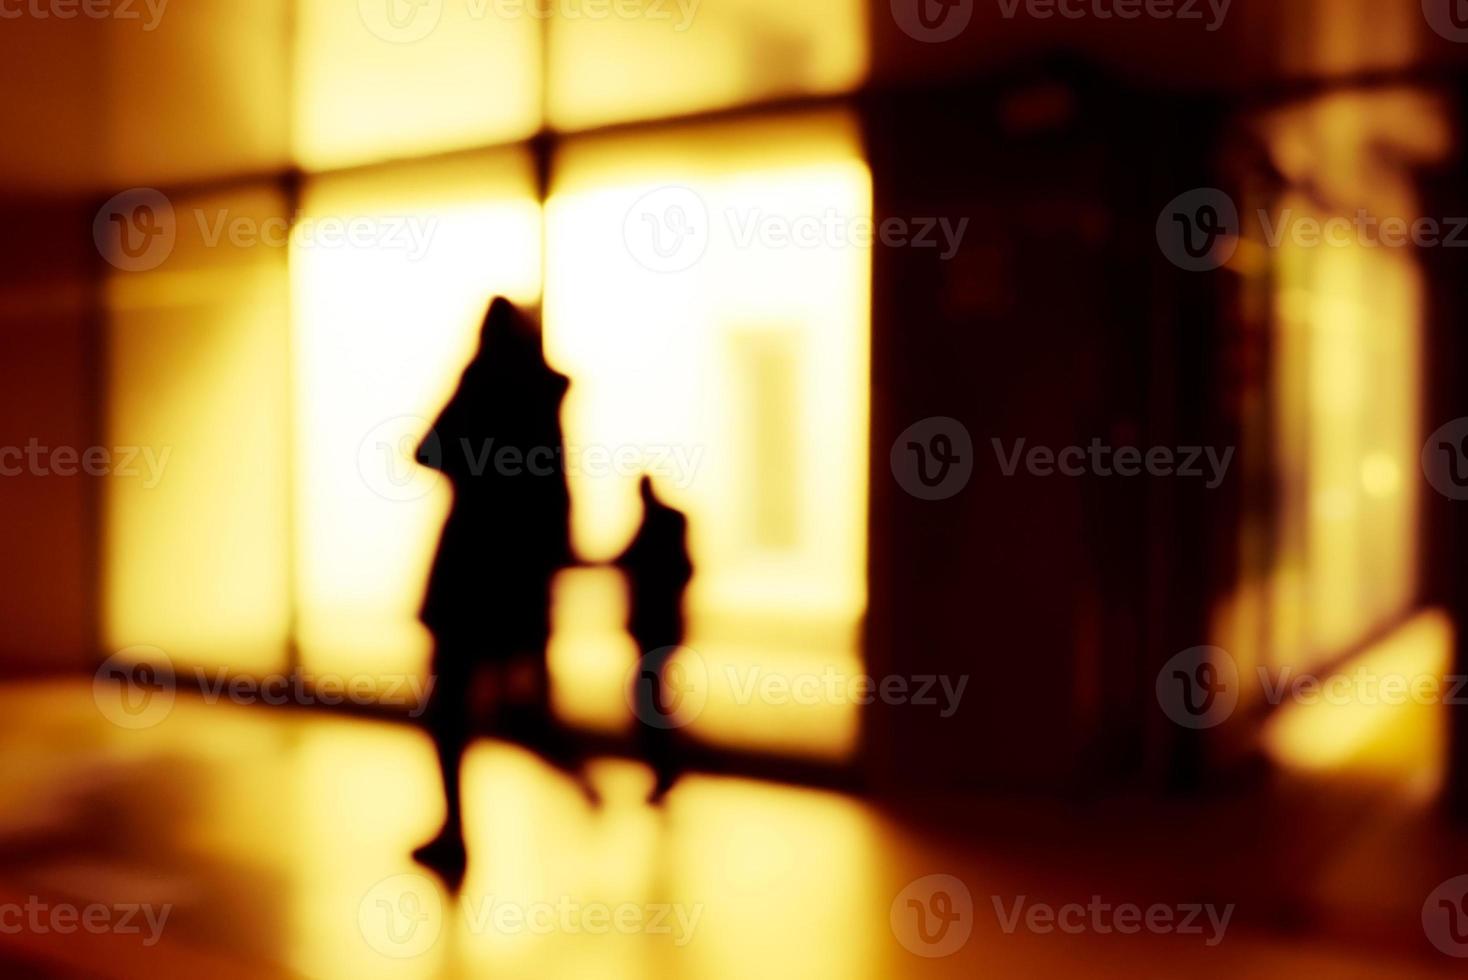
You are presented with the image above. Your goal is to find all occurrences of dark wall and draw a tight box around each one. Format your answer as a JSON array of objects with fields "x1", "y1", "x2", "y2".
[
  {"x1": 0, "y1": 200, "x2": 102, "y2": 675},
  {"x1": 1421, "y1": 85, "x2": 1468, "y2": 819},
  {"x1": 861, "y1": 66, "x2": 1239, "y2": 794}
]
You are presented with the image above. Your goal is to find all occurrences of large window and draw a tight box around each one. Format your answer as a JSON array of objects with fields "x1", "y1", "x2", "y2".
[
  {"x1": 544, "y1": 110, "x2": 870, "y2": 757},
  {"x1": 102, "y1": 1, "x2": 871, "y2": 760},
  {"x1": 291, "y1": 148, "x2": 543, "y2": 686},
  {"x1": 104, "y1": 183, "x2": 293, "y2": 676},
  {"x1": 1220, "y1": 87, "x2": 1456, "y2": 782}
]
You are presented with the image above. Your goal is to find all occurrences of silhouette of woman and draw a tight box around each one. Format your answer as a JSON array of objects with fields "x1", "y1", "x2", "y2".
[{"x1": 411, "y1": 297, "x2": 574, "y2": 878}]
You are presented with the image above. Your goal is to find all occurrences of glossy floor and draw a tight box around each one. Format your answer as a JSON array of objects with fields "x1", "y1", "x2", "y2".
[{"x1": 0, "y1": 679, "x2": 1461, "y2": 978}]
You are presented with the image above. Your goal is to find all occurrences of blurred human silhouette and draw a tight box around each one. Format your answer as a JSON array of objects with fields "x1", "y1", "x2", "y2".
[
  {"x1": 411, "y1": 297, "x2": 580, "y2": 880},
  {"x1": 615, "y1": 476, "x2": 695, "y2": 803}
]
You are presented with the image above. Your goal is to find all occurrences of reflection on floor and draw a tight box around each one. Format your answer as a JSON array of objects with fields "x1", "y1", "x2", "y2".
[{"x1": 0, "y1": 679, "x2": 1462, "y2": 978}]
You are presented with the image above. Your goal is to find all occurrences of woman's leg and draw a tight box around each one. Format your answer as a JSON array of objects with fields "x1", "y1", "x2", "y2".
[{"x1": 415, "y1": 646, "x2": 472, "y2": 875}]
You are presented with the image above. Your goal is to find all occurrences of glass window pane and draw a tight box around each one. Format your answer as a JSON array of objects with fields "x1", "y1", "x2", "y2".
[
  {"x1": 548, "y1": 0, "x2": 867, "y2": 130},
  {"x1": 1245, "y1": 89, "x2": 1450, "y2": 672},
  {"x1": 292, "y1": 149, "x2": 542, "y2": 688},
  {"x1": 106, "y1": 1, "x2": 292, "y2": 187},
  {"x1": 544, "y1": 109, "x2": 870, "y2": 759},
  {"x1": 294, "y1": 0, "x2": 541, "y2": 171},
  {"x1": 1230, "y1": 88, "x2": 1453, "y2": 780},
  {"x1": 103, "y1": 184, "x2": 293, "y2": 676}
]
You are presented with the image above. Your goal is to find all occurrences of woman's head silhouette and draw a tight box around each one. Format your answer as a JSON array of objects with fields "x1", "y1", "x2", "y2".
[{"x1": 474, "y1": 297, "x2": 558, "y2": 384}]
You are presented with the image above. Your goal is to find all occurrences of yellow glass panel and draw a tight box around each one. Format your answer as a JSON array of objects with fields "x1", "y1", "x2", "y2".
[
  {"x1": 1262, "y1": 609, "x2": 1451, "y2": 797},
  {"x1": 292, "y1": 149, "x2": 542, "y2": 686},
  {"x1": 105, "y1": 0, "x2": 292, "y2": 187},
  {"x1": 1211, "y1": 89, "x2": 1452, "y2": 780},
  {"x1": 294, "y1": 0, "x2": 540, "y2": 171},
  {"x1": 544, "y1": 109, "x2": 870, "y2": 759},
  {"x1": 1250, "y1": 89, "x2": 1448, "y2": 675},
  {"x1": 104, "y1": 185, "x2": 293, "y2": 674},
  {"x1": 548, "y1": 0, "x2": 867, "y2": 130},
  {"x1": 1268, "y1": 233, "x2": 1421, "y2": 664},
  {"x1": 1274, "y1": 0, "x2": 1420, "y2": 79}
]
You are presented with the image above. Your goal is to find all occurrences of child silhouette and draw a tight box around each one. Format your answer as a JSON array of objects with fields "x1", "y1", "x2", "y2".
[{"x1": 615, "y1": 476, "x2": 695, "y2": 802}]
